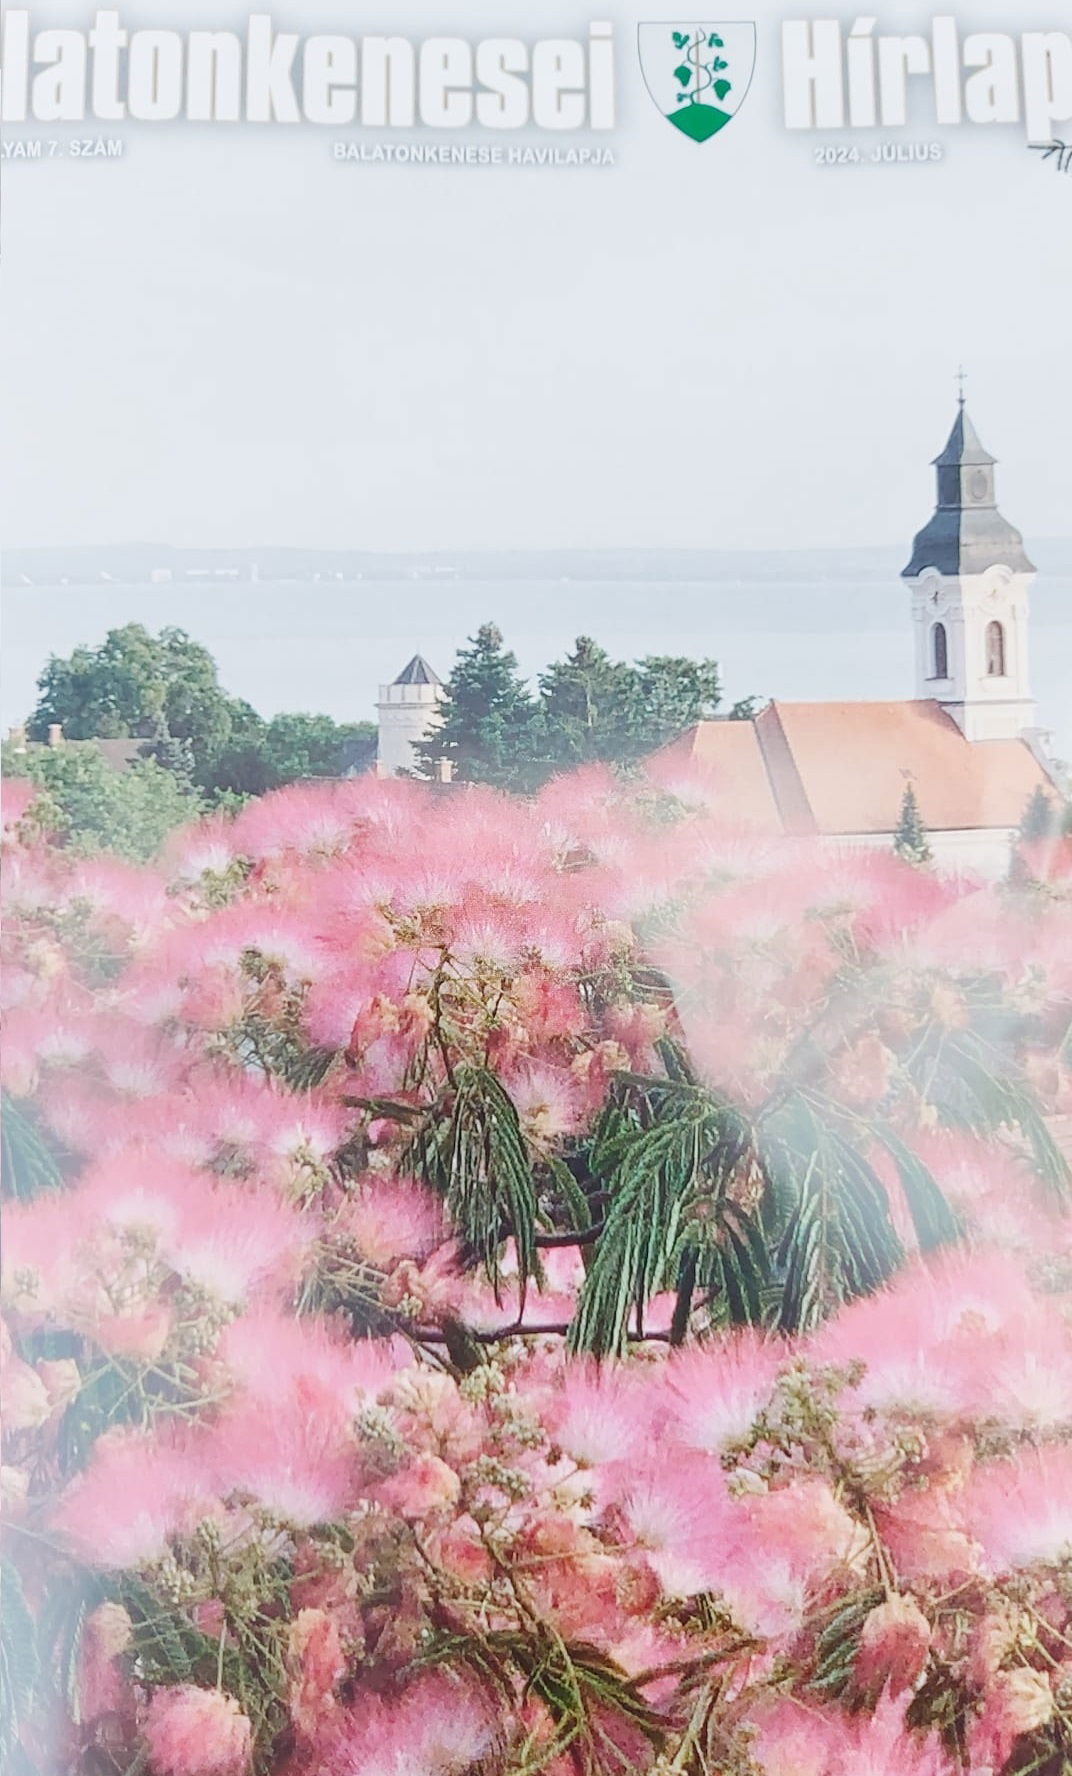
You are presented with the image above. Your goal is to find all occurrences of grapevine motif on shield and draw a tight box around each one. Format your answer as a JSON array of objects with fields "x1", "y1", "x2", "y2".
[
  {"x1": 672, "y1": 29, "x2": 733, "y2": 140},
  {"x1": 638, "y1": 22, "x2": 757, "y2": 143}
]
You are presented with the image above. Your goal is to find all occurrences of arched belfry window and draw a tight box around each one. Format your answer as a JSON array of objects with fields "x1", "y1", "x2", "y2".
[
  {"x1": 985, "y1": 620, "x2": 1007, "y2": 678},
  {"x1": 930, "y1": 622, "x2": 948, "y2": 680}
]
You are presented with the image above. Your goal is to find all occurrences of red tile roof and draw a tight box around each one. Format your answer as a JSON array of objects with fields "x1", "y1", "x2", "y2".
[
  {"x1": 660, "y1": 718, "x2": 784, "y2": 829},
  {"x1": 663, "y1": 700, "x2": 1052, "y2": 836}
]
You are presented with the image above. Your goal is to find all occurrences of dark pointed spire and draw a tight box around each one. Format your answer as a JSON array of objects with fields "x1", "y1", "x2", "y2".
[
  {"x1": 933, "y1": 405, "x2": 997, "y2": 471},
  {"x1": 393, "y1": 655, "x2": 442, "y2": 687},
  {"x1": 903, "y1": 400, "x2": 1035, "y2": 580}
]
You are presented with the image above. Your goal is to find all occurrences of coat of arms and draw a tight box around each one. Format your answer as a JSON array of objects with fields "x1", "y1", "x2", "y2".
[{"x1": 638, "y1": 23, "x2": 757, "y2": 142}]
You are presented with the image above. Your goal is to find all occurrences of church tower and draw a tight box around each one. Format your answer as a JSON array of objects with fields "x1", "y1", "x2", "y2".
[
  {"x1": 376, "y1": 655, "x2": 445, "y2": 777},
  {"x1": 903, "y1": 392, "x2": 1036, "y2": 743}
]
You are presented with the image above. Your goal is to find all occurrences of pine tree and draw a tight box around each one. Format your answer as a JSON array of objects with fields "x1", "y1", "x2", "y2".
[
  {"x1": 415, "y1": 625, "x2": 539, "y2": 789},
  {"x1": 1007, "y1": 785, "x2": 1069, "y2": 890},
  {"x1": 1019, "y1": 786, "x2": 1058, "y2": 845},
  {"x1": 893, "y1": 783, "x2": 932, "y2": 868}
]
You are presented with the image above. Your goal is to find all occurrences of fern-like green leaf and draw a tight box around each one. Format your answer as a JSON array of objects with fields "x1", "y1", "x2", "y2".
[
  {"x1": 872, "y1": 1122, "x2": 960, "y2": 1251},
  {"x1": 907, "y1": 1030, "x2": 1070, "y2": 1202},
  {"x1": 411, "y1": 1067, "x2": 541, "y2": 1303},
  {"x1": 1, "y1": 1094, "x2": 65, "y2": 1202},
  {"x1": 0, "y1": 1560, "x2": 40, "y2": 1764},
  {"x1": 762, "y1": 1096, "x2": 906, "y2": 1334},
  {"x1": 569, "y1": 1080, "x2": 764, "y2": 1357}
]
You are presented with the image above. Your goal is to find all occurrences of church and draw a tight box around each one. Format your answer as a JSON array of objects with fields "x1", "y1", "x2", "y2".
[
  {"x1": 660, "y1": 395, "x2": 1059, "y2": 876},
  {"x1": 376, "y1": 396, "x2": 1060, "y2": 876}
]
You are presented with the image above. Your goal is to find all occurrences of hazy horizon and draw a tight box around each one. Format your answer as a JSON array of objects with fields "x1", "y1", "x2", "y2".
[
  {"x1": 2, "y1": 0, "x2": 1070, "y2": 556},
  {"x1": 5, "y1": 545, "x2": 1071, "y2": 757}
]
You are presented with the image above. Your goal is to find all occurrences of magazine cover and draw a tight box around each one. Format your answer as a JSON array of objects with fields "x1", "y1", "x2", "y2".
[{"x1": 2, "y1": 4, "x2": 1071, "y2": 1773}]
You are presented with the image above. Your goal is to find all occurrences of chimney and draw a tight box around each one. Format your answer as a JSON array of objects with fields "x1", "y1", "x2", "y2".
[
  {"x1": 47, "y1": 723, "x2": 64, "y2": 748},
  {"x1": 7, "y1": 725, "x2": 27, "y2": 752},
  {"x1": 434, "y1": 757, "x2": 454, "y2": 784}
]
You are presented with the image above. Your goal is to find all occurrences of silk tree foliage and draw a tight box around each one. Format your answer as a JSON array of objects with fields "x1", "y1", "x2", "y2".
[{"x1": 5, "y1": 771, "x2": 1072, "y2": 1776}]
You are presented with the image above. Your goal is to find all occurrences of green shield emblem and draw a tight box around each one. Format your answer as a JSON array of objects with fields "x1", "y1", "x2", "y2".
[{"x1": 638, "y1": 23, "x2": 757, "y2": 142}]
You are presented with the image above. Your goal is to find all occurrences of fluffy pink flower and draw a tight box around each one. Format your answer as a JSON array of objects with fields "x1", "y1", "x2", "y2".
[
  {"x1": 0, "y1": 1192, "x2": 91, "y2": 1316},
  {"x1": 612, "y1": 1455, "x2": 737, "y2": 1600},
  {"x1": 228, "y1": 782, "x2": 360, "y2": 863},
  {"x1": 163, "y1": 1183, "x2": 315, "y2": 1306},
  {"x1": 143, "y1": 1685, "x2": 252, "y2": 1776},
  {"x1": 327, "y1": 1671, "x2": 499, "y2": 1776},
  {"x1": 547, "y1": 1360, "x2": 654, "y2": 1468},
  {"x1": 203, "y1": 1397, "x2": 360, "y2": 1527},
  {"x1": 665, "y1": 1334, "x2": 785, "y2": 1454},
  {"x1": 505, "y1": 1060, "x2": 587, "y2": 1148},
  {"x1": 964, "y1": 1448, "x2": 1072, "y2": 1574},
  {"x1": 218, "y1": 1312, "x2": 401, "y2": 1419},
  {"x1": 55, "y1": 1429, "x2": 213, "y2": 1568},
  {"x1": 751, "y1": 1691, "x2": 954, "y2": 1776},
  {"x1": 335, "y1": 1175, "x2": 446, "y2": 1267},
  {"x1": 750, "y1": 1695, "x2": 851, "y2": 1776}
]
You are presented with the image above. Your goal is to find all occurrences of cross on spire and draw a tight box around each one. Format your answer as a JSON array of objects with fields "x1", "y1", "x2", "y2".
[{"x1": 955, "y1": 365, "x2": 968, "y2": 408}]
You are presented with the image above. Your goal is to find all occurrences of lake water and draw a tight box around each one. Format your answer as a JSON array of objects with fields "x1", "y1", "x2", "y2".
[{"x1": 4, "y1": 558, "x2": 1071, "y2": 759}]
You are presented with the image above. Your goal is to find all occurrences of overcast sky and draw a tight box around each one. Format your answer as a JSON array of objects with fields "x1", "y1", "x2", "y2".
[{"x1": 2, "y1": 0, "x2": 1070, "y2": 556}]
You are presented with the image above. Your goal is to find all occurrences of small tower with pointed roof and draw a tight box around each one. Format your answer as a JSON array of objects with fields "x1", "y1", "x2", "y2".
[
  {"x1": 903, "y1": 385, "x2": 1036, "y2": 743},
  {"x1": 376, "y1": 655, "x2": 445, "y2": 777}
]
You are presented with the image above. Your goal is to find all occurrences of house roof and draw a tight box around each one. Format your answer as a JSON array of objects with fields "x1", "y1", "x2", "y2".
[
  {"x1": 664, "y1": 700, "x2": 1053, "y2": 837},
  {"x1": 394, "y1": 655, "x2": 442, "y2": 687},
  {"x1": 92, "y1": 738, "x2": 148, "y2": 772},
  {"x1": 661, "y1": 718, "x2": 784, "y2": 829},
  {"x1": 15, "y1": 737, "x2": 147, "y2": 773}
]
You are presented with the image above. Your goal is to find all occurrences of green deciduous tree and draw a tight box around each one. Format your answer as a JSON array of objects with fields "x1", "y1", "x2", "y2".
[
  {"x1": 262, "y1": 713, "x2": 376, "y2": 785},
  {"x1": 632, "y1": 654, "x2": 723, "y2": 747},
  {"x1": 4, "y1": 744, "x2": 199, "y2": 862},
  {"x1": 537, "y1": 637, "x2": 637, "y2": 768},
  {"x1": 537, "y1": 640, "x2": 731, "y2": 772},
  {"x1": 30, "y1": 625, "x2": 231, "y2": 757},
  {"x1": 27, "y1": 627, "x2": 374, "y2": 803}
]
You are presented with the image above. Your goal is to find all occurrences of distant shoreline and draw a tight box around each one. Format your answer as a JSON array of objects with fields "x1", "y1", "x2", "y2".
[{"x1": 6, "y1": 539, "x2": 1072, "y2": 590}]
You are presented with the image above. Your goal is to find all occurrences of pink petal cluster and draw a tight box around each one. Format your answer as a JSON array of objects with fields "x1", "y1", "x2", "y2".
[
  {"x1": 2, "y1": 768, "x2": 1071, "y2": 1776},
  {"x1": 142, "y1": 1686, "x2": 252, "y2": 1776}
]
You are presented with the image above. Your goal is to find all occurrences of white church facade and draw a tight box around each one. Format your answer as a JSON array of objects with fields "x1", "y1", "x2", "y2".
[
  {"x1": 661, "y1": 396, "x2": 1060, "y2": 877},
  {"x1": 904, "y1": 400, "x2": 1038, "y2": 746}
]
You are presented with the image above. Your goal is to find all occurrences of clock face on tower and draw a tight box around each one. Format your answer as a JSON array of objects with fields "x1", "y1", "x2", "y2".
[{"x1": 969, "y1": 470, "x2": 990, "y2": 502}]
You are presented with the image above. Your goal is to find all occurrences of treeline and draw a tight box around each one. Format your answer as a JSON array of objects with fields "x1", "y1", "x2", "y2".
[
  {"x1": 23, "y1": 625, "x2": 375, "y2": 797},
  {"x1": 4, "y1": 625, "x2": 375, "y2": 858},
  {"x1": 416, "y1": 624, "x2": 758, "y2": 789},
  {"x1": 4, "y1": 623, "x2": 759, "y2": 857}
]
